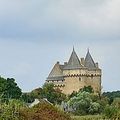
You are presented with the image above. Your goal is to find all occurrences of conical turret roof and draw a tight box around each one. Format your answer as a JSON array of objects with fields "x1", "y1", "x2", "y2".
[
  {"x1": 48, "y1": 62, "x2": 63, "y2": 78},
  {"x1": 64, "y1": 47, "x2": 82, "y2": 70},
  {"x1": 85, "y1": 49, "x2": 96, "y2": 69}
]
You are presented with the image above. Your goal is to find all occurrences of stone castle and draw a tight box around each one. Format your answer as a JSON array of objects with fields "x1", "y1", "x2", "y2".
[{"x1": 46, "y1": 48, "x2": 101, "y2": 95}]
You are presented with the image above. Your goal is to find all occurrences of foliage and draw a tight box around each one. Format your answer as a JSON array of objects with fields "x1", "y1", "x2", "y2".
[
  {"x1": 112, "y1": 97, "x2": 120, "y2": 109},
  {"x1": 79, "y1": 86, "x2": 94, "y2": 93},
  {"x1": 103, "y1": 91, "x2": 120, "y2": 104},
  {"x1": 0, "y1": 99, "x2": 27, "y2": 120},
  {"x1": 20, "y1": 100, "x2": 72, "y2": 120},
  {"x1": 21, "y1": 83, "x2": 66, "y2": 104},
  {"x1": 31, "y1": 87, "x2": 42, "y2": 98},
  {"x1": 68, "y1": 91, "x2": 78, "y2": 99},
  {"x1": 72, "y1": 115, "x2": 102, "y2": 120},
  {"x1": 88, "y1": 102, "x2": 101, "y2": 114},
  {"x1": 40, "y1": 83, "x2": 66, "y2": 104},
  {"x1": 21, "y1": 93, "x2": 35, "y2": 103},
  {"x1": 68, "y1": 91, "x2": 101, "y2": 115},
  {"x1": 103, "y1": 105, "x2": 120, "y2": 119},
  {"x1": 102, "y1": 97, "x2": 120, "y2": 119},
  {"x1": 96, "y1": 96, "x2": 109, "y2": 113},
  {"x1": 68, "y1": 86, "x2": 94, "y2": 100},
  {"x1": 0, "y1": 77, "x2": 22, "y2": 101},
  {"x1": 0, "y1": 99, "x2": 71, "y2": 120},
  {"x1": 21, "y1": 88, "x2": 42, "y2": 103}
]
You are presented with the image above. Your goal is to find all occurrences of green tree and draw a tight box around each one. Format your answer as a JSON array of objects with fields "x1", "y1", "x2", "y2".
[
  {"x1": 79, "y1": 86, "x2": 94, "y2": 93},
  {"x1": 68, "y1": 91, "x2": 77, "y2": 100},
  {"x1": 21, "y1": 93, "x2": 35, "y2": 103},
  {"x1": 103, "y1": 91, "x2": 120, "y2": 104},
  {"x1": 68, "y1": 91, "x2": 91, "y2": 115},
  {"x1": 88, "y1": 102, "x2": 101, "y2": 114},
  {"x1": 0, "y1": 77, "x2": 22, "y2": 101},
  {"x1": 68, "y1": 91, "x2": 101, "y2": 115},
  {"x1": 40, "y1": 83, "x2": 66, "y2": 104}
]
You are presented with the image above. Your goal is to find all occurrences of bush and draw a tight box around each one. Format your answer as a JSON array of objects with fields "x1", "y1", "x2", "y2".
[
  {"x1": 68, "y1": 91, "x2": 101, "y2": 115},
  {"x1": 103, "y1": 105, "x2": 119, "y2": 119},
  {"x1": 0, "y1": 99, "x2": 26, "y2": 120},
  {"x1": 88, "y1": 102, "x2": 101, "y2": 114},
  {"x1": 20, "y1": 100, "x2": 72, "y2": 120}
]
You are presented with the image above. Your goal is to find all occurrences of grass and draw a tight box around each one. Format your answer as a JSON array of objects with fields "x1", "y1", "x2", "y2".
[{"x1": 71, "y1": 115, "x2": 103, "y2": 120}]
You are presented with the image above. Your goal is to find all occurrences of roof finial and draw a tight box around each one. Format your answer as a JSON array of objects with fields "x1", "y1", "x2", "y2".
[
  {"x1": 87, "y1": 47, "x2": 89, "y2": 53},
  {"x1": 73, "y1": 46, "x2": 75, "y2": 52}
]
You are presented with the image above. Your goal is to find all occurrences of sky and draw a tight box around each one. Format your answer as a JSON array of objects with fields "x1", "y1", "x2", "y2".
[{"x1": 0, "y1": 0, "x2": 120, "y2": 92}]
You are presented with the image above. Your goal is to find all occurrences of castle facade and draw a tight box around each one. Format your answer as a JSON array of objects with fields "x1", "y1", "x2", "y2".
[{"x1": 46, "y1": 48, "x2": 101, "y2": 95}]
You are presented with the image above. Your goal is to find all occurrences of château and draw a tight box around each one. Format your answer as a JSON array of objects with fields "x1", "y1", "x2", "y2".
[{"x1": 46, "y1": 48, "x2": 101, "y2": 95}]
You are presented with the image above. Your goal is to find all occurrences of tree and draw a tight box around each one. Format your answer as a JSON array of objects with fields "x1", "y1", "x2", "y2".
[
  {"x1": 68, "y1": 91, "x2": 77, "y2": 100},
  {"x1": 40, "y1": 83, "x2": 66, "y2": 104},
  {"x1": 21, "y1": 88, "x2": 43, "y2": 103},
  {"x1": 88, "y1": 102, "x2": 101, "y2": 114},
  {"x1": 21, "y1": 93, "x2": 35, "y2": 103},
  {"x1": 103, "y1": 91, "x2": 120, "y2": 104},
  {"x1": 68, "y1": 91, "x2": 92, "y2": 115},
  {"x1": 0, "y1": 77, "x2": 22, "y2": 101},
  {"x1": 68, "y1": 91, "x2": 101, "y2": 115},
  {"x1": 79, "y1": 86, "x2": 94, "y2": 93}
]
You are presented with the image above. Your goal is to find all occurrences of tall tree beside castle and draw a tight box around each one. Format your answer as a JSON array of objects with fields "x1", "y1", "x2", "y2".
[{"x1": 46, "y1": 48, "x2": 101, "y2": 95}]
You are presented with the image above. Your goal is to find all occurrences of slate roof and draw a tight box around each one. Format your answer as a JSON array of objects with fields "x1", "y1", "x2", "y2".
[
  {"x1": 84, "y1": 50, "x2": 97, "y2": 69},
  {"x1": 48, "y1": 62, "x2": 63, "y2": 78},
  {"x1": 63, "y1": 48, "x2": 82, "y2": 70},
  {"x1": 47, "y1": 62, "x2": 64, "y2": 81},
  {"x1": 47, "y1": 48, "x2": 99, "y2": 81}
]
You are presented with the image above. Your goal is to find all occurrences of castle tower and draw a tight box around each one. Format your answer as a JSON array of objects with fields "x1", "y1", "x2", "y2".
[{"x1": 46, "y1": 48, "x2": 101, "y2": 95}]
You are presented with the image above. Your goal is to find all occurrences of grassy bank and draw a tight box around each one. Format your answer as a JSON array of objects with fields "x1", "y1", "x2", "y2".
[{"x1": 72, "y1": 115, "x2": 103, "y2": 120}]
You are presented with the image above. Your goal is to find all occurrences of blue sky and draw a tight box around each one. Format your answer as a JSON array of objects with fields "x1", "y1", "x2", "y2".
[{"x1": 0, "y1": 0, "x2": 120, "y2": 92}]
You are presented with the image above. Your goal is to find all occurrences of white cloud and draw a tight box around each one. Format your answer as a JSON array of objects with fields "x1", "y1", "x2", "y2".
[{"x1": 0, "y1": 0, "x2": 119, "y2": 91}]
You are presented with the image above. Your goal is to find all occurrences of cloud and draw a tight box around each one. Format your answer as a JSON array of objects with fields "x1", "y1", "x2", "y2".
[
  {"x1": 0, "y1": 0, "x2": 119, "y2": 91},
  {"x1": 0, "y1": 0, "x2": 120, "y2": 41}
]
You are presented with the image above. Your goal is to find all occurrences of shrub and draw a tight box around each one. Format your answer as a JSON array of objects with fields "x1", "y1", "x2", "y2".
[
  {"x1": 88, "y1": 102, "x2": 101, "y2": 114},
  {"x1": 20, "y1": 100, "x2": 72, "y2": 120},
  {"x1": 0, "y1": 99, "x2": 26, "y2": 120},
  {"x1": 103, "y1": 105, "x2": 119, "y2": 119}
]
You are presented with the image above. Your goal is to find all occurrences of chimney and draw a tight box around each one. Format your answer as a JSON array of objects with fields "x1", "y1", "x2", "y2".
[
  {"x1": 81, "y1": 58, "x2": 85, "y2": 65},
  {"x1": 64, "y1": 62, "x2": 67, "y2": 65},
  {"x1": 95, "y1": 62, "x2": 99, "y2": 68}
]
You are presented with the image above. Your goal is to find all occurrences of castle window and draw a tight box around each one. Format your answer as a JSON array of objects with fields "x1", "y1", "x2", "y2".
[
  {"x1": 91, "y1": 74, "x2": 93, "y2": 79},
  {"x1": 79, "y1": 77, "x2": 82, "y2": 81}
]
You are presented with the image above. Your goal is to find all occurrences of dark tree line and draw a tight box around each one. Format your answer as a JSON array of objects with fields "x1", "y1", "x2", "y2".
[{"x1": 103, "y1": 91, "x2": 120, "y2": 104}]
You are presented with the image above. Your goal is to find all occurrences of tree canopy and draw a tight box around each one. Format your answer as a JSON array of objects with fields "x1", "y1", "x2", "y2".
[
  {"x1": 0, "y1": 77, "x2": 22, "y2": 101},
  {"x1": 103, "y1": 91, "x2": 120, "y2": 104},
  {"x1": 40, "y1": 83, "x2": 66, "y2": 104}
]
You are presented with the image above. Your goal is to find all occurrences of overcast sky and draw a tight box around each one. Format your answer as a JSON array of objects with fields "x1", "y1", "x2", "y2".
[{"x1": 0, "y1": 0, "x2": 120, "y2": 92}]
